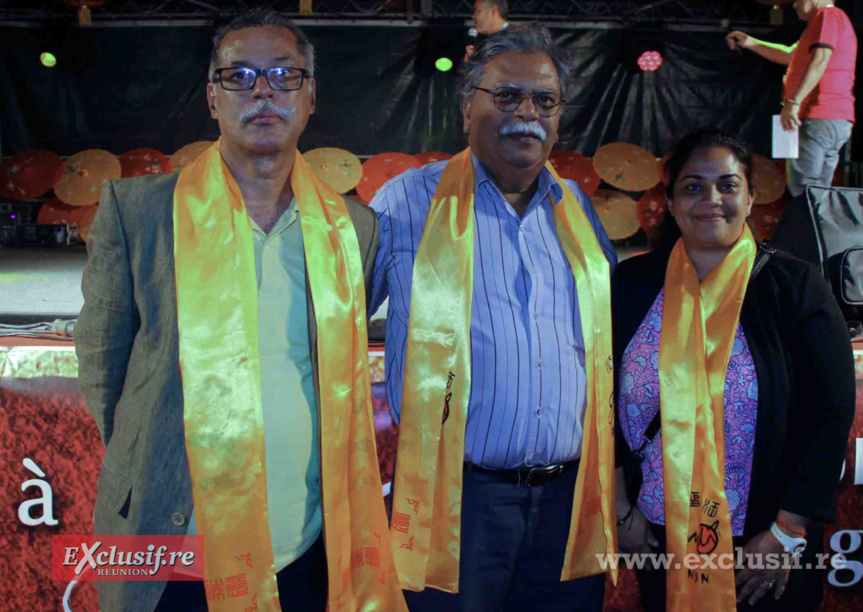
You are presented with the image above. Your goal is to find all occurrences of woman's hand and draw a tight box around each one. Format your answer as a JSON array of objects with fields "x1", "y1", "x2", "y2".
[
  {"x1": 735, "y1": 530, "x2": 793, "y2": 606},
  {"x1": 618, "y1": 506, "x2": 660, "y2": 555}
]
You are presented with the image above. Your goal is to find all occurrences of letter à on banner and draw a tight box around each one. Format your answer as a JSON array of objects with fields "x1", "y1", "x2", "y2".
[{"x1": 52, "y1": 535, "x2": 204, "y2": 581}]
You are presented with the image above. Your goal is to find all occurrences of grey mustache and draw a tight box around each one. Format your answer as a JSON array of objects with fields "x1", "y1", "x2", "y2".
[
  {"x1": 240, "y1": 101, "x2": 296, "y2": 125},
  {"x1": 499, "y1": 121, "x2": 548, "y2": 142}
]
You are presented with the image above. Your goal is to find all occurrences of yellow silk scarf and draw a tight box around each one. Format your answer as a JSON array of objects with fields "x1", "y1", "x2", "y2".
[
  {"x1": 390, "y1": 148, "x2": 618, "y2": 593},
  {"x1": 174, "y1": 140, "x2": 407, "y2": 612},
  {"x1": 659, "y1": 226, "x2": 757, "y2": 611}
]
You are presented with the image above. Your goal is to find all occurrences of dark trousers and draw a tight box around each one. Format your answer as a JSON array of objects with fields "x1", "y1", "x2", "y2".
[
  {"x1": 154, "y1": 535, "x2": 328, "y2": 611},
  {"x1": 404, "y1": 461, "x2": 605, "y2": 612},
  {"x1": 636, "y1": 523, "x2": 824, "y2": 612}
]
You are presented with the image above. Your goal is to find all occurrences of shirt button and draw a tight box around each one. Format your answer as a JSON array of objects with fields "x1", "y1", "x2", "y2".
[
  {"x1": 519, "y1": 225, "x2": 525, "y2": 233},
  {"x1": 538, "y1": 360, "x2": 543, "y2": 368},
  {"x1": 171, "y1": 512, "x2": 186, "y2": 527},
  {"x1": 532, "y1": 313, "x2": 538, "y2": 320},
  {"x1": 536, "y1": 409, "x2": 542, "y2": 417}
]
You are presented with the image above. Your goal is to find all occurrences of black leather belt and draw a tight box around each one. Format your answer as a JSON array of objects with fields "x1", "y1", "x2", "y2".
[{"x1": 465, "y1": 460, "x2": 578, "y2": 487}]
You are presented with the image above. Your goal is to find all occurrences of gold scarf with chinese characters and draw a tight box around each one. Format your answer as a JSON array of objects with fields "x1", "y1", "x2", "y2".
[
  {"x1": 174, "y1": 140, "x2": 407, "y2": 612},
  {"x1": 659, "y1": 226, "x2": 756, "y2": 611},
  {"x1": 390, "y1": 147, "x2": 618, "y2": 593}
]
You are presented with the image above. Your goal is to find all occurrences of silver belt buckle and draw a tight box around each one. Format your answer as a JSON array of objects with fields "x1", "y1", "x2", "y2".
[{"x1": 524, "y1": 464, "x2": 562, "y2": 487}]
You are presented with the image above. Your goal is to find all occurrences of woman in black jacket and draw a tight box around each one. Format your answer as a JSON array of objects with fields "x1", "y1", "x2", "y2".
[{"x1": 613, "y1": 129, "x2": 855, "y2": 611}]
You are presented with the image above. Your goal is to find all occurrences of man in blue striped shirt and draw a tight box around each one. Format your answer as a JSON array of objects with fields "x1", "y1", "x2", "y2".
[{"x1": 370, "y1": 24, "x2": 616, "y2": 611}]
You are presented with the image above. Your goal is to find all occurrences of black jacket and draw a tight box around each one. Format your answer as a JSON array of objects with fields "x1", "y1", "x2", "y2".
[{"x1": 612, "y1": 245, "x2": 855, "y2": 544}]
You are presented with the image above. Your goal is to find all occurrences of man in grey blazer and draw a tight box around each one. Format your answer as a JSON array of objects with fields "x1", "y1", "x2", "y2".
[{"x1": 76, "y1": 11, "x2": 381, "y2": 612}]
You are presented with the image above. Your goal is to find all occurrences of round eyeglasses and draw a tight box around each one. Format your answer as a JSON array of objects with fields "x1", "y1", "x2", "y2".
[
  {"x1": 473, "y1": 86, "x2": 563, "y2": 117},
  {"x1": 212, "y1": 66, "x2": 309, "y2": 92}
]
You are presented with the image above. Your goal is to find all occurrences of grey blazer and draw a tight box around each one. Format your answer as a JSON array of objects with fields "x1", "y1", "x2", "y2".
[{"x1": 76, "y1": 172, "x2": 379, "y2": 612}]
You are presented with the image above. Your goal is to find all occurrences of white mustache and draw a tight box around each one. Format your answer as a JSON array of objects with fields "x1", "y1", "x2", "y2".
[
  {"x1": 499, "y1": 121, "x2": 547, "y2": 142},
  {"x1": 241, "y1": 100, "x2": 296, "y2": 125}
]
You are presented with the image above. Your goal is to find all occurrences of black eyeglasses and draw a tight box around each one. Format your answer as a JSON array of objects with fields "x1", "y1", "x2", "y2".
[
  {"x1": 473, "y1": 86, "x2": 563, "y2": 117},
  {"x1": 212, "y1": 66, "x2": 309, "y2": 91}
]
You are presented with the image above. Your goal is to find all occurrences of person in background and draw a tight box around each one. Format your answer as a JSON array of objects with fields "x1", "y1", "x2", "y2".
[
  {"x1": 613, "y1": 128, "x2": 855, "y2": 611},
  {"x1": 76, "y1": 9, "x2": 406, "y2": 612},
  {"x1": 726, "y1": 0, "x2": 856, "y2": 196},
  {"x1": 371, "y1": 23, "x2": 618, "y2": 612},
  {"x1": 466, "y1": 0, "x2": 510, "y2": 59}
]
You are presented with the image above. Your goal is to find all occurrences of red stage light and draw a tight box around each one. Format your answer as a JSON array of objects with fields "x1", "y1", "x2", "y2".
[{"x1": 637, "y1": 50, "x2": 663, "y2": 72}]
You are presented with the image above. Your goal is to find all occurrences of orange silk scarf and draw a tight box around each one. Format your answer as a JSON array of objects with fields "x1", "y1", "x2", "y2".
[
  {"x1": 174, "y1": 140, "x2": 407, "y2": 611},
  {"x1": 390, "y1": 148, "x2": 618, "y2": 593},
  {"x1": 659, "y1": 226, "x2": 756, "y2": 611}
]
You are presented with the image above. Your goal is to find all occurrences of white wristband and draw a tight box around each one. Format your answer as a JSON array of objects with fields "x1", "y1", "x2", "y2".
[{"x1": 770, "y1": 521, "x2": 807, "y2": 555}]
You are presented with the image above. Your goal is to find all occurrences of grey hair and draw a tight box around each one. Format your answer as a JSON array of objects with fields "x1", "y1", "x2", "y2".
[
  {"x1": 459, "y1": 23, "x2": 570, "y2": 104},
  {"x1": 480, "y1": 0, "x2": 509, "y2": 20},
  {"x1": 208, "y1": 8, "x2": 316, "y2": 82}
]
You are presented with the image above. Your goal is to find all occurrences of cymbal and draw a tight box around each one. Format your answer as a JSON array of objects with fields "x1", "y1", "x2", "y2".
[
  {"x1": 549, "y1": 150, "x2": 600, "y2": 195},
  {"x1": 751, "y1": 154, "x2": 786, "y2": 204},
  {"x1": 0, "y1": 150, "x2": 64, "y2": 201},
  {"x1": 356, "y1": 153, "x2": 422, "y2": 203},
  {"x1": 303, "y1": 147, "x2": 362, "y2": 194},
  {"x1": 749, "y1": 194, "x2": 789, "y2": 241},
  {"x1": 414, "y1": 152, "x2": 452, "y2": 165},
  {"x1": 591, "y1": 189, "x2": 640, "y2": 240},
  {"x1": 171, "y1": 141, "x2": 214, "y2": 171},
  {"x1": 636, "y1": 184, "x2": 668, "y2": 238},
  {"x1": 119, "y1": 148, "x2": 172, "y2": 177},
  {"x1": 55, "y1": 149, "x2": 121, "y2": 207},
  {"x1": 593, "y1": 143, "x2": 660, "y2": 192}
]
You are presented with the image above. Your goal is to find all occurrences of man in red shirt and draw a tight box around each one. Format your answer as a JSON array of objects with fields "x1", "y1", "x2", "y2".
[{"x1": 727, "y1": 1, "x2": 856, "y2": 196}]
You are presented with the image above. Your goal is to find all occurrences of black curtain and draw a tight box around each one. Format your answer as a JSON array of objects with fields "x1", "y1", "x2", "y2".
[{"x1": 0, "y1": 19, "x2": 849, "y2": 161}]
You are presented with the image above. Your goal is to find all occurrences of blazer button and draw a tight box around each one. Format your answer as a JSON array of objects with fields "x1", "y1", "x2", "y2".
[{"x1": 171, "y1": 512, "x2": 186, "y2": 527}]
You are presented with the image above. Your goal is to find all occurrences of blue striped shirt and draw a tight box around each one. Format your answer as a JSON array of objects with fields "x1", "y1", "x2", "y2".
[{"x1": 369, "y1": 155, "x2": 616, "y2": 469}]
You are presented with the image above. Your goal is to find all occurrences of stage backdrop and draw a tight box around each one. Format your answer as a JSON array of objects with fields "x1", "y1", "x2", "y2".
[{"x1": 1, "y1": 21, "x2": 811, "y2": 159}]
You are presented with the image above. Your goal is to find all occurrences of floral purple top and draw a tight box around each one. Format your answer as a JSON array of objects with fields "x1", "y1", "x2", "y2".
[{"x1": 618, "y1": 289, "x2": 758, "y2": 536}]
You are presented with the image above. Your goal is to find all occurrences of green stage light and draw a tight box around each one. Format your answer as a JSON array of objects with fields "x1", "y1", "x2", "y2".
[
  {"x1": 40, "y1": 53, "x2": 57, "y2": 68},
  {"x1": 435, "y1": 57, "x2": 453, "y2": 72}
]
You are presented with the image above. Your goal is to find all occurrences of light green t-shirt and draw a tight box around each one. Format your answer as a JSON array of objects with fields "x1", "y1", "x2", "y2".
[{"x1": 187, "y1": 199, "x2": 322, "y2": 571}]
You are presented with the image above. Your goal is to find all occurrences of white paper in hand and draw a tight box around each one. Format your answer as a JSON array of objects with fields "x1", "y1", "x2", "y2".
[{"x1": 772, "y1": 115, "x2": 799, "y2": 159}]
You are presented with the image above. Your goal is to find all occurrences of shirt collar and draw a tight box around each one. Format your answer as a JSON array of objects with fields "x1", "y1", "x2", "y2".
[
  {"x1": 470, "y1": 152, "x2": 564, "y2": 208},
  {"x1": 249, "y1": 197, "x2": 298, "y2": 238}
]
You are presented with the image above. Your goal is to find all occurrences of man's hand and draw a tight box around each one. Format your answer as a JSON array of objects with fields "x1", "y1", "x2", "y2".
[
  {"x1": 735, "y1": 530, "x2": 793, "y2": 606},
  {"x1": 780, "y1": 101, "x2": 801, "y2": 132},
  {"x1": 726, "y1": 31, "x2": 753, "y2": 51},
  {"x1": 464, "y1": 45, "x2": 476, "y2": 62},
  {"x1": 618, "y1": 506, "x2": 660, "y2": 555}
]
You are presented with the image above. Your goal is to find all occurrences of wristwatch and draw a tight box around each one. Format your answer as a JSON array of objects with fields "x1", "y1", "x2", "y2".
[{"x1": 770, "y1": 521, "x2": 807, "y2": 555}]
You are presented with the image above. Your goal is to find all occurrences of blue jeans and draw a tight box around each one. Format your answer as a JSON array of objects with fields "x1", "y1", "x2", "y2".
[
  {"x1": 788, "y1": 119, "x2": 854, "y2": 197},
  {"x1": 403, "y1": 461, "x2": 606, "y2": 612}
]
